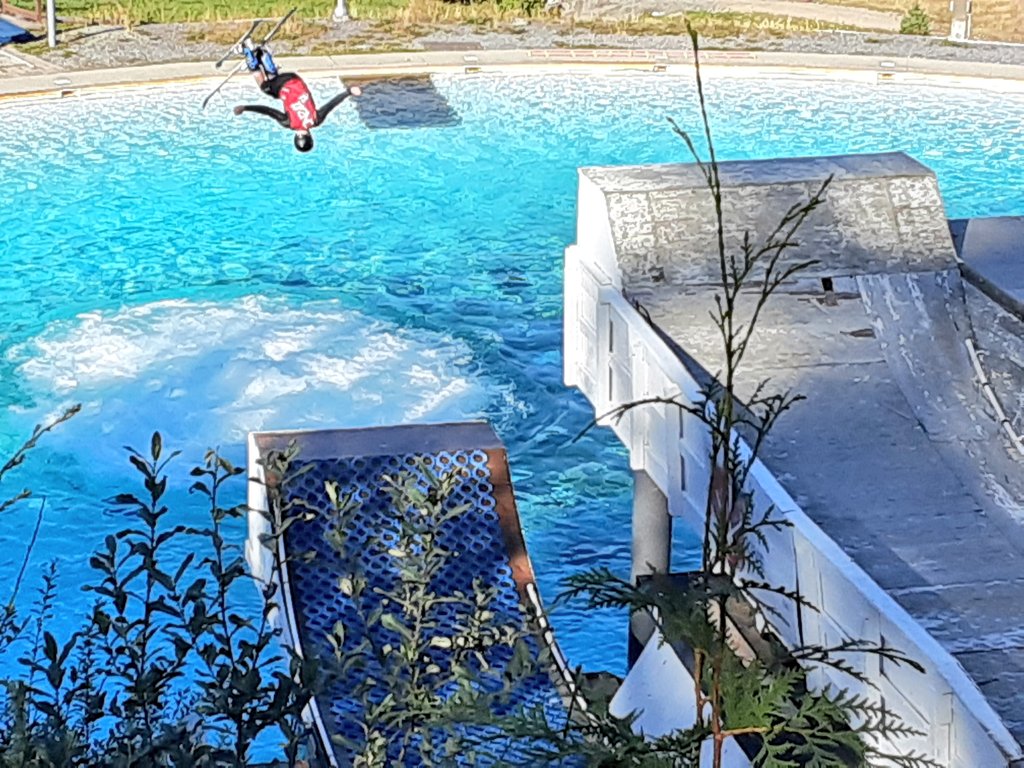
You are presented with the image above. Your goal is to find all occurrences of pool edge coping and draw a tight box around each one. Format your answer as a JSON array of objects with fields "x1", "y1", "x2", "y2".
[{"x1": 6, "y1": 48, "x2": 1024, "y2": 100}]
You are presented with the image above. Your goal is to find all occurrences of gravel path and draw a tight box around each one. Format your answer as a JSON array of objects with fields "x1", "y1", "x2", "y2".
[
  {"x1": 576, "y1": 0, "x2": 902, "y2": 30},
  {"x1": 5, "y1": 15, "x2": 1024, "y2": 76},
  {"x1": 418, "y1": 26, "x2": 1024, "y2": 65}
]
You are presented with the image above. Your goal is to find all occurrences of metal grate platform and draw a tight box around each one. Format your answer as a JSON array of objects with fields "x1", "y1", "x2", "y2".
[{"x1": 248, "y1": 422, "x2": 577, "y2": 765}]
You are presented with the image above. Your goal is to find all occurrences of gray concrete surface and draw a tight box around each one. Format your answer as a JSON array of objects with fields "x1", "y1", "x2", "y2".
[
  {"x1": 630, "y1": 469, "x2": 672, "y2": 655},
  {"x1": 583, "y1": 153, "x2": 1024, "y2": 745},
  {"x1": 958, "y1": 216, "x2": 1024, "y2": 304},
  {"x1": 583, "y1": 153, "x2": 957, "y2": 290},
  {"x1": 953, "y1": 217, "x2": 1024, "y2": 440}
]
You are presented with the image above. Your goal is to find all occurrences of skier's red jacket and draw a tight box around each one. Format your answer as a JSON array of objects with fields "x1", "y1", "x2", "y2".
[{"x1": 277, "y1": 76, "x2": 319, "y2": 131}]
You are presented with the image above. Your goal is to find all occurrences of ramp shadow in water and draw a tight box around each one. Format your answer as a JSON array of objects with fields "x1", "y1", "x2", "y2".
[{"x1": 350, "y1": 76, "x2": 461, "y2": 130}]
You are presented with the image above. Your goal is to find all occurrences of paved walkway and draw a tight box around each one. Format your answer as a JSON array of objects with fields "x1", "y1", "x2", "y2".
[
  {"x1": 6, "y1": 49, "x2": 1024, "y2": 100},
  {"x1": 576, "y1": 0, "x2": 902, "y2": 30}
]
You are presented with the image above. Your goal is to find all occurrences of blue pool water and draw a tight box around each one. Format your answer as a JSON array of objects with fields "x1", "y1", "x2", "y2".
[{"x1": 1, "y1": 72, "x2": 1023, "y2": 679}]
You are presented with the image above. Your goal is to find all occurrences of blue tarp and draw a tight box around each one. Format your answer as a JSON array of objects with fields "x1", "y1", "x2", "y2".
[{"x1": 0, "y1": 18, "x2": 31, "y2": 45}]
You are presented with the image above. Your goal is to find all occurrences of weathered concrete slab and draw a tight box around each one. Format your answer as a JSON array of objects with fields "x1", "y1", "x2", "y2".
[
  {"x1": 953, "y1": 218, "x2": 1024, "y2": 444},
  {"x1": 640, "y1": 277, "x2": 1024, "y2": 744},
  {"x1": 643, "y1": 284, "x2": 1024, "y2": 579},
  {"x1": 858, "y1": 270, "x2": 995, "y2": 444},
  {"x1": 893, "y1": 579, "x2": 1024, "y2": 655},
  {"x1": 579, "y1": 152, "x2": 957, "y2": 291},
  {"x1": 954, "y1": 216, "x2": 1024, "y2": 303}
]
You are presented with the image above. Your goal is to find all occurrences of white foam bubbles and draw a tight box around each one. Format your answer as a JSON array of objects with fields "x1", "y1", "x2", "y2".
[{"x1": 7, "y1": 294, "x2": 489, "y2": 469}]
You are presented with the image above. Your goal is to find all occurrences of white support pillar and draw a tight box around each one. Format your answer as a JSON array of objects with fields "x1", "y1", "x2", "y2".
[
  {"x1": 332, "y1": 0, "x2": 350, "y2": 23},
  {"x1": 46, "y1": 0, "x2": 56, "y2": 47},
  {"x1": 949, "y1": 0, "x2": 972, "y2": 40},
  {"x1": 628, "y1": 469, "x2": 671, "y2": 666}
]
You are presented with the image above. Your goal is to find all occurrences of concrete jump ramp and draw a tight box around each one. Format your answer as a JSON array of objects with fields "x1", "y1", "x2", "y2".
[
  {"x1": 246, "y1": 422, "x2": 576, "y2": 766},
  {"x1": 566, "y1": 151, "x2": 1024, "y2": 765}
]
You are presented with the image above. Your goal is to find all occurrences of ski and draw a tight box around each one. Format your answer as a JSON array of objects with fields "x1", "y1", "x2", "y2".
[
  {"x1": 202, "y1": 59, "x2": 248, "y2": 109},
  {"x1": 202, "y1": 8, "x2": 297, "y2": 110},
  {"x1": 215, "y1": 18, "x2": 263, "y2": 69},
  {"x1": 257, "y1": 7, "x2": 297, "y2": 49}
]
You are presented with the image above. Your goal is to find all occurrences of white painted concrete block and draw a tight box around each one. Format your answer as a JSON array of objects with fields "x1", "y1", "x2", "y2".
[
  {"x1": 672, "y1": 493, "x2": 706, "y2": 531},
  {"x1": 610, "y1": 632, "x2": 699, "y2": 737},
  {"x1": 951, "y1": 694, "x2": 1007, "y2": 768},
  {"x1": 576, "y1": 175, "x2": 620, "y2": 290},
  {"x1": 563, "y1": 175, "x2": 1022, "y2": 764},
  {"x1": 245, "y1": 433, "x2": 273, "y2": 588},
  {"x1": 875, "y1": 621, "x2": 947, "y2": 718},
  {"x1": 610, "y1": 632, "x2": 750, "y2": 767},
  {"x1": 876, "y1": 680, "x2": 933, "y2": 758}
]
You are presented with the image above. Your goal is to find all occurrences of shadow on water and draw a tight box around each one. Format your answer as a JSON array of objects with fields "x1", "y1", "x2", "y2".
[{"x1": 351, "y1": 77, "x2": 462, "y2": 130}]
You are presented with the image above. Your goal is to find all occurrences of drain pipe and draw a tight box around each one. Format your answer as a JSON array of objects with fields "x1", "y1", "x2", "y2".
[{"x1": 965, "y1": 338, "x2": 1024, "y2": 457}]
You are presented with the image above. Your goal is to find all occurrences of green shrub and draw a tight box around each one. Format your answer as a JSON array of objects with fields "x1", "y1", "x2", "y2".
[
  {"x1": 0, "y1": 435, "x2": 321, "y2": 767},
  {"x1": 0, "y1": 433, "x2": 544, "y2": 767},
  {"x1": 900, "y1": 3, "x2": 931, "y2": 35}
]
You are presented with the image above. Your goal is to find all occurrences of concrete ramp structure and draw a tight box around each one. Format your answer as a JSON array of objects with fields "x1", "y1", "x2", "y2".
[
  {"x1": 565, "y1": 152, "x2": 1024, "y2": 766},
  {"x1": 246, "y1": 422, "x2": 576, "y2": 766}
]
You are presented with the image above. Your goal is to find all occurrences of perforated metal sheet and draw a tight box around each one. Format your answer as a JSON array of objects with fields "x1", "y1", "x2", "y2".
[{"x1": 276, "y1": 445, "x2": 570, "y2": 765}]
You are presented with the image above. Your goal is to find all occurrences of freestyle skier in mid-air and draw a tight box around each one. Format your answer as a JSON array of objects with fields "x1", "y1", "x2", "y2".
[{"x1": 233, "y1": 41, "x2": 362, "y2": 153}]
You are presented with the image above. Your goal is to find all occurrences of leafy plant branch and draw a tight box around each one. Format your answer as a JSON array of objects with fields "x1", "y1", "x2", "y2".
[{"x1": 543, "y1": 23, "x2": 938, "y2": 768}]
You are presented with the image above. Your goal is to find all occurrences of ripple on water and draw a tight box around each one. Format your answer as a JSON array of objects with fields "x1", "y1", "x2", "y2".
[{"x1": 0, "y1": 73, "x2": 1023, "y2": 678}]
